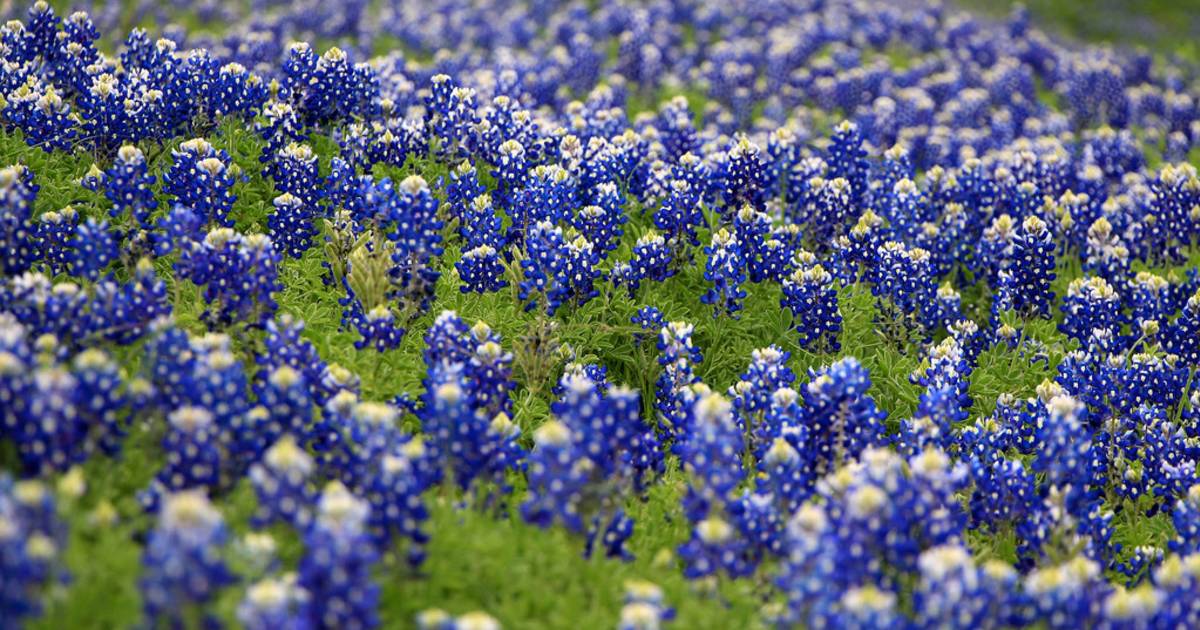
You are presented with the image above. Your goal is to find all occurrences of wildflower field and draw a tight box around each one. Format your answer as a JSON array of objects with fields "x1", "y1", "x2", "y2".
[{"x1": 3, "y1": 0, "x2": 1200, "y2": 627}]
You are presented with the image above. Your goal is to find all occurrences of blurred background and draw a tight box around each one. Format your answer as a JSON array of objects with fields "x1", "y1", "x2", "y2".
[{"x1": 962, "y1": 0, "x2": 1198, "y2": 60}]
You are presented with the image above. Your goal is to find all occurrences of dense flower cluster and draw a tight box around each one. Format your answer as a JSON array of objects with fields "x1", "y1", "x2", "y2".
[{"x1": 4, "y1": 0, "x2": 1200, "y2": 626}]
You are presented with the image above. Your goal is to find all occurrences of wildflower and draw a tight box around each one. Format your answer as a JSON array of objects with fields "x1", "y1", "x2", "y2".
[
  {"x1": 69, "y1": 217, "x2": 118, "y2": 281},
  {"x1": 615, "y1": 231, "x2": 675, "y2": 297},
  {"x1": 700, "y1": 229, "x2": 747, "y2": 319},
  {"x1": 140, "y1": 490, "x2": 234, "y2": 626},
  {"x1": 618, "y1": 580, "x2": 674, "y2": 630},
  {"x1": 163, "y1": 139, "x2": 237, "y2": 227},
  {"x1": 268, "y1": 193, "x2": 319, "y2": 259},
  {"x1": 90, "y1": 145, "x2": 158, "y2": 227},
  {"x1": 238, "y1": 573, "x2": 307, "y2": 630},
  {"x1": 0, "y1": 476, "x2": 66, "y2": 628},
  {"x1": 781, "y1": 262, "x2": 841, "y2": 352},
  {"x1": 298, "y1": 482, "x2": 380, "y2": 629}
]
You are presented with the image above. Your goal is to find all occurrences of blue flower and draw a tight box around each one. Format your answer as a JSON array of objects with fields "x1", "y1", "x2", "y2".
[
  {"x1": 238, "y1": 574, "x2": 308, "y2": 630},
  {"x1": 140, "y1": 490, "x2": 234, "y2": 626},
  {"x1": 91, "y1": 145, "x2": 158, "y2": 227},
  {"x1": 69, "y1": 217, "x2": 117, "y2": 281},
  {"x1": 269, "y1": 192, "x2": 319, "y2": 260},
  {"x1": 781, "y1": 261, "x2": 841, "y2": 352},
  {"x1": 0, "y1": 476, "x2": 66, "y2": 628},
  {"x1": 298, "y1": 482, "x2": 380, "y2": 630},
  {"x1": 654, "y1": 321, "x2": 702, "y2": 438},
  {"x1": 0, "y1": 166, "x2": 38, "y2": 277},
  {"x1": 616, "y1": 231, "x2": 675, "y2": 297},
  {"x1": 457, "y1": 245, "x2": 507, "y2": 294},
  {"x1": 250, "y1": 435, "x2": 316, "y2": 529},
  {"x1": 618, "y1": 580, "x2": 674, "y2": 630},
  {"x1": 34, "y1": 206, "x2": 77, "y2": 276},
  {"x1": 700, "y1": 228, "x2": 747, "y2": 319},
  {"x1": 162, "y1": 138, "x2": 238, "y2": 228},
  {"x1": 142, "y1": 406, "x2": 223, "y2": 510}
]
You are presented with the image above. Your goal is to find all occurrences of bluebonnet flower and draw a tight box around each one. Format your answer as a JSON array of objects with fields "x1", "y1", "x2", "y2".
[
  {"x1": 1024, "y1": 556, "x2": 1110, "y2": 628},
  {"x1": 249, "y1": 435, "x2": 316, "y2": 529},
  {"x1": 69, "y1": 217, "x2": 117, "y2": 281},
  {"x1": 700, "y1": 228, "x2": 747, "y2": 319},
  {"x1": 732, "y1": 205, "x2": 774, "y2": 282},
  {"x1": 254, "y1": 365, "x2": 317, "y2": 454},
  {"x1": 865, "y1": 241, "x2": 937, "y2": 341},
  {"x1": 298, "y1": 482, "x2": 380, "y2": 630},
  {"x1": 678, "y1": 513, "x2": 756, "y2": 581},
  {"x1": 654, "y1": 321, "x2": 702, "y2": 438},
  {"x1": 615, "y1": 231, "x2": 675, "y2": 297},
  {"x1": 1009, "y1": 215, "x2": 1057, "y2": 317},
  {"x1": 631, "y1": 307, "x2": 664, "y2": 347},
  {"x1": 1128, "y1": 272, "x2": 1174, "y2": 332},
  {"x1": 722, "y1": 136, "x2": 767, "y2": 210},
  {"x1": 386, "y1": 176, "x2": 444, "y2": 313},
  {"x1": 271, "y1": 142, "x2": 323, "y2": 208},
  {"x1": 420, "y1": 363, "x2": 521, "y2": 495},
  {"x1": 179, "y1": 229, "x2": 282, "y2": 328},
  {"x1": 524, "y1": 374, "x2": 658, "y2": 559},
  {"x1": 71, "y1": 348, "x2": 129, "y2": 456},
  {"x1": 1107, "y1": 353, "x2": 1188, "y2": 418},
  {"x1": 778, "y1": 447, "x2": 967, "y2": 628},
  {"x1": 330, "y1": 400, "x2": 405, "y2": 489},
  {"x1": 1032, "y1": 394, "x2": 1095, "y2": 518},
  {"x1": 364, "y1": 439, "x2": 431, "y2": 566},
  {"x1": 417, "y1": 609, "x2": 502, "y2": 630},
  {"x1": 269, "y1": 193, "x2": 319, "y2": 259},
  {"x1": 677, "y1": 392, "x2": 744, "y2": 525},
  {"x1": 459, "y1": 194, "x2": 504, "y2": 251},
  {"x1": 728, "y1": 346, "x2": 795, "y2": 436},
  {"x1": 1164, "y1": 289, "x2": 1200, "y2": 366},
  {"x1": 85, "y1": 145, "x2": 157, "y2": 227},
  {"x1": 826, "y1": 121, "x2": 870, "y2": 202},
  {"x1": 781, "y1": 262, "x2": 841, "y2": 352},
  {"x1": 237, "y1": 574, "x2": 307, "y2": 630},
  {"x1": 519, "y1": 222, "x2": 602, "y2": 316},
  {"x1": 142, "y1": 406, "x2": 223, "y2": 511},
  {"x1": 0, "y1": 166, "x2": 38, "y2": 277},
  {"x1": 426, "y1": 74, "x2": 477, "y2": 160},
  {"x1": 0, "y1": 476, "x2": 66, "y2": 629},
  {"x1": 445, "y1": 163, "x2": 487, "y2": 225},
  {"x1": 490, "y1": 139, "x2": 529, "y2": 212},
  {"x1": 506, "y1": 165, "x2": 575, "y2": 245},
  {"x1": 257, "y1": 100, "x2": 307, "y2": 179},
  {"x1": 521, "y1": 419, "x2": 588, "y2": 533},
  {"x1": 912, "y1": 544, "x2": 1020, "y2": 629},
  {"x1": 32, "y1": 206, "x2": 79, "y2": 278},
  {"x1": 653, "y1": 172, "x2": 704, "y2": 259},
  {"x1": 4, "y1": 80, "x2": 77, "y2": 152},
  {"x1": 422, "y1": 310, "x2": 476, "y2": 368},
  {"x1": 756, "y1": 428, "x2": 813, "y2": 515},
  {"x1": 618, "y1": 580, "x2": 674, "y2": 630},
  {"x1": 574, "y1": 200, "x2": 625, "y2": 254},
  {"x1": 465, "y1": 324, "x2": 517, "y2": 419},
  {"x1": 210, "y1": 62, "x2": 267, "y2": 119},
  {"x1": 292, "y1": 46, "x2": 380, "y2": 127},
  {"x1": 140, "y1": 490, "x2": 234, "y2": 627},
  {"x1": 9, "y1": 366, "x2": 96, "y2": 476},
  {"x1": 457, "y1": 245, "x2": 507, "y2": 294},
  {"x1": 1082, "y1": 217, "x2": 1130, "y2": 287},
  {"x1": 163, "y1": 138, "x2": 238, "y2": 228},
  {"x1": 798, "y1": 358, "x2": 888, "y2": 476},
  {"x1": 152, "y1": 205, "x2": 205, "y2": 258},
  {"x1": 806, "y1": 177, "x2": 859, "y2": 251},
  {"x1": 1060, "y1": 277, "x2": 1123, "y2": 346}
]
